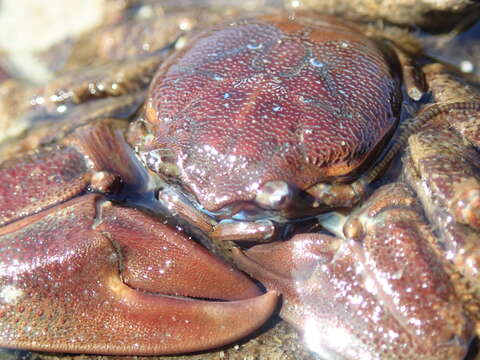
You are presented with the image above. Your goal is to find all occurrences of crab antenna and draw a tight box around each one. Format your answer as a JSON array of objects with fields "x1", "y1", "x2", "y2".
[{"x1": 359, "y1": 101, "x2": 480, "y2": 185}]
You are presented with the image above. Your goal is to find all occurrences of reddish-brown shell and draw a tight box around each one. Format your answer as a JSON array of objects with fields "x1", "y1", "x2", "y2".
[{"x1": 143, "y1": 14, "x2": 401, "y2": 211}]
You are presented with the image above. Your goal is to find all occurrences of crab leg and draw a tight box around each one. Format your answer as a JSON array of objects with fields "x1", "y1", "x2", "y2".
[
  {"x1": 404, "y1": 114, "x2": 480, "y2": 295},
  {"x1": 0, "y1": 145, "x2": 91, "y2": 226},
  {"x1": 0, "y1": 118, "x2": 135, "y2": 227},
  {"x1": 232, "y1": 183, "x2": 472, "y2": 359},
  {"x1": 0, "y1": 194, "x2": 277, "y2": 355}
]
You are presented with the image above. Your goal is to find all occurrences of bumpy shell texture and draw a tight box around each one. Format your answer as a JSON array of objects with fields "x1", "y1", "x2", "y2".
[{"x1": 144, "y1": 14, "x2": 401, "y2": 211}]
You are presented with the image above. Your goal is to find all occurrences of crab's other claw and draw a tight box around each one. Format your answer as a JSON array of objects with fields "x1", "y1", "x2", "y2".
[
  {"x1": 232, "y1": 183, "x2": 473, "y2": 360},
  {"x1": 0, "y1": 194, "x2": 277, "y2": 355}
]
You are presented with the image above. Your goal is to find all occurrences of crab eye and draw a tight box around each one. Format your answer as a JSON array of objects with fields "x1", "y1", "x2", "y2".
[
  {"x1": 255, "y1": 180, "x2": 296, "y2": 210},
  {"x1": 145, "y1": 149, "x2": 180, "y2": 177}
]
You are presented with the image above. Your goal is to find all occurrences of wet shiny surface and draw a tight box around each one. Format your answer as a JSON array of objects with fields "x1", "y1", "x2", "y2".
[
  {"x1": 0, "y1": 1, "x2": 479, "y2": 359},
  {"x1": 233, "y1": 184, "x2": 472, "y2": 359},
  {"x1": 142, "y1": 14, "x2": 400, "y2": 212},
  {"x1": 0, "y1": 195, "x2": 277, "y2": 355}
]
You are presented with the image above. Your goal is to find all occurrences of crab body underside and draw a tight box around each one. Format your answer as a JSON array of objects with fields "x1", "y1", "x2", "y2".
[{"x1": 0, "y1": 7, "x2": 480, "y2": 360}]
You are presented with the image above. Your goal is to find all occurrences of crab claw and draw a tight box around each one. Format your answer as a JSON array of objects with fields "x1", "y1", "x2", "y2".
[
  {"x1": 0, "y1": 194, "x2": 277, "y2": 355},
  {"x1": 94, "y1": 200, "x2": 262, "y2": 301},
  {"x1": 232, "y1": 184, "x2": 473, "y2": 359}
]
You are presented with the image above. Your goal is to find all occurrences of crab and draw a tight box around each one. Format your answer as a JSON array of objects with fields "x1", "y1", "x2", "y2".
[{"x1": 0, "y1": 2, "x2": 479, "y2": 359}]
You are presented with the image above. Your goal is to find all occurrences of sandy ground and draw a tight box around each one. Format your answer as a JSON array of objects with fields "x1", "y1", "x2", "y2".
[{"x1": 0, "y1": 0, "x2": 105, "y2": 82}]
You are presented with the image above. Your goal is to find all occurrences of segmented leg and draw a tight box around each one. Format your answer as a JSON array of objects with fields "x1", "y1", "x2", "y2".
[{"x1": 233, "y1": 183, "x2": 472, "y2": 360}]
